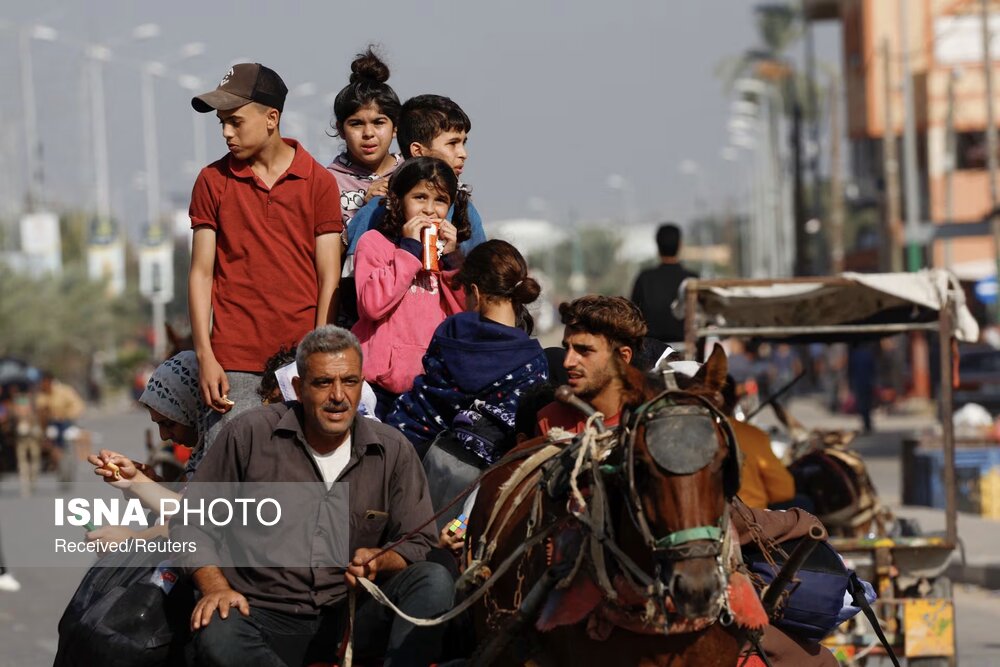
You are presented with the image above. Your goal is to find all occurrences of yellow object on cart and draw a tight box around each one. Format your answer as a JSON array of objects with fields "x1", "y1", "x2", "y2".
[
  {"x1": 903, "y1": 599, "x2": 954, "y2": 657},
  {"x1": 982, "y1": 467, "x2": 1000, "y2": 519}
]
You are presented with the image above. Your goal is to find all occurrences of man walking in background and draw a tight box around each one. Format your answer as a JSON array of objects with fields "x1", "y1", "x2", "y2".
[{"x1": 630, "y1": 223, "x2": 697, "y2": 345}]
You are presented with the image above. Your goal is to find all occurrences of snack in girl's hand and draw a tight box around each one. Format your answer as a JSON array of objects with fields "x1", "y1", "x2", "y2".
[
  {"x1": 446, "y1": 513, "x2": 468, "y2": 539},
  {"x1": 105, "y1": 461, "x2": 122, "y2": 480},
  {"x1": 422, "y1": 221, "x2": 441, "y2": 271}
]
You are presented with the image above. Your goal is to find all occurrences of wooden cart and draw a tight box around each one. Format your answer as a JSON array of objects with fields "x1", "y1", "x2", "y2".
[{"x1": 682, "y1": 271, "x2": 979, "y2": 666}]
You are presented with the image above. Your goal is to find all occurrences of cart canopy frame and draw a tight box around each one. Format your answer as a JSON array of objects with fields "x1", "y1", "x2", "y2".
[{"x1": 682, "y1": 270, "x2": 979, "y2": 545}]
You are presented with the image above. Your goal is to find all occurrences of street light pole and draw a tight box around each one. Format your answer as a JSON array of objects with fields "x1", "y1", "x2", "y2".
[
  {"x1": 19, "y1": 27, "x2": 41, "y2": 210},
  {"x1": 899, "y1": 0, "x2": 922, "y2": 272},
  {"x1": 141, "y1": 63, "x2": 164, "y2": 236},
  {"x1": 86, "y1": 46, "x2": 113, "y2": 229},
  {"x1": 981, "y1": 0, "x2": 1000, "y2": 324}
]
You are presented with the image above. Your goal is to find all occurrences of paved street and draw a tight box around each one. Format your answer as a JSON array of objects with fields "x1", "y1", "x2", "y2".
[{"x1": 1, "y1": 401, "x2": 999, "y2": 665}]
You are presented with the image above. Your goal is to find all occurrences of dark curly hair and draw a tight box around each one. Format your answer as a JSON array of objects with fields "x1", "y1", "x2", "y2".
[
  {"x1": 378, "y1": 157, "x2": 471, "y2": 244},
  {"x1": 257, "y1": 345, "x2": 297, "y2": 403},
  {"x1": 558, "y1": 295, "x2": 648, "y2": 354},
  {"x1": 397, "y1": 94, "x2": 471, "y2": 159}
]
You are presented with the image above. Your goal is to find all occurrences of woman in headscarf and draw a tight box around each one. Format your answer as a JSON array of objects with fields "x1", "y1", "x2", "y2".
[{"x1": 85, "y1": 351, "x2": 206, "y2": 545}]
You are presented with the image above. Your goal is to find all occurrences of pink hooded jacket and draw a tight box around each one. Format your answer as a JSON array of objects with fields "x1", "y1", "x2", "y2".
[{"x1": 351, "y1": 229, "x2": 464, "y2": 393}]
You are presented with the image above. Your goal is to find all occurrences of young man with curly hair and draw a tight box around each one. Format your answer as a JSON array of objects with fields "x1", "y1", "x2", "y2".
[{"x1": 536, "y1": 295, "x2": 648, "y2": 435}]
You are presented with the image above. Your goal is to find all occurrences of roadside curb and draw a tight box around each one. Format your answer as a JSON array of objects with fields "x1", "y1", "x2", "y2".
[{"x1": 947, "y1": 561, "x2": 1000, "y2": 590}]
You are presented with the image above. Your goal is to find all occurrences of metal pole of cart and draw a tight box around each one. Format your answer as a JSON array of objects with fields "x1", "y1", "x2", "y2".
[
  {"x1": 684, "y1": 280, "x2": 700, "y2": 361},
  {"x1": 939, "y1": 299, "x2": 957, "y2": 546}
]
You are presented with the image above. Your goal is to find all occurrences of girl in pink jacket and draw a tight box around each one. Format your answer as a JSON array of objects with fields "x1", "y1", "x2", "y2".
[{"x1": 352, "y1": 157, "x2": 470, "y2": 417}]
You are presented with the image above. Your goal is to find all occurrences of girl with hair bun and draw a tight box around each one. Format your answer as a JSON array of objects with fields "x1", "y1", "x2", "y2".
[
  {"x1": 328, "y1": 46, "x2": 403, "y2": 325},
  {"x1": 386, "y1": 239, "x2": 549, "y2": 460},
  {"x1": 328, "y1": 46, "x2": 403, "y2": 227}
]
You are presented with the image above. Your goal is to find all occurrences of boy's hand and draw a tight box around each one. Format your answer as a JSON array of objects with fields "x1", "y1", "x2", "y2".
[
  {"x1": 402, "y1": 216, "x2": 434, "y2": 242},
  {"x1": 439, "y1": 525, "x2": 464, "y2": 553},
  {"x1": 365, "y1": 178, "x2": 388, "y2": 202},
  {"x1": 438, "y1": 220, "x2": 458, "y2": 255},
  {"x1": 198, "y1": 356, "x2": 233, "y2": 414}
]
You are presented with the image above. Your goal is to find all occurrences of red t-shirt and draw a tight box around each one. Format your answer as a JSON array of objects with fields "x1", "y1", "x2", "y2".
[
  {"x1": 536, "y1": 401, "x2": 621, "y2": 437},
  {"x1": 189, "y1": 139, "x2": 342, "y2": 372}
]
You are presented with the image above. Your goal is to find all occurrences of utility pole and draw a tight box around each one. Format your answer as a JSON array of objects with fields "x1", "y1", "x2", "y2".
[
  {"x1": 944, "y1": 68, "x2": 958, "y2": 268},
  {"x1": 881, "y1": 38, "x2": 903, "y2": 272},
  {"x1": 18, "y1": 28, "x2": 41, "y2": 211},
  {"x1": 982, "y1": 0, "x2": 1000, "y2": 323},
  {"x1": 791, "y1": 82, "x2": 809, "y2": 276},
  {"x1": 830, "y1": 73, "x2": 845, "y2": 273},
  {"x1": 983, "y1": 0, "x2": 999, "y2": 208},
  {"x1": 899, "y1": 0, "x2": 922, "y2": 272},
  {"x1": 87, "y1": 49, "x2": 112, "y2": 231}
]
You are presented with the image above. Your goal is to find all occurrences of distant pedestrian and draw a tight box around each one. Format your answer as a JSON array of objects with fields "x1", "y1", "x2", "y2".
[
  {"x1": 9, "y1": 385, "x2": 42, "y2": 497},
  {"x1": 848, "y1": 342, "x2": 878, "y2": 433},
  {"x1": 187, "y1": 63, "x2": 343, "y2": 449},
  {"x1": 629, "y1": 223, "x2": 697, "y2": 344},
  {"x1": 35, "y1": 371, "x2": 85, "y2": 486}
]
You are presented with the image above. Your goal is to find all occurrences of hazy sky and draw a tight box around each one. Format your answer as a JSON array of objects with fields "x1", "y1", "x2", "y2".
[{"x1": 0, "y1": 0, "x2": 840, "y2": 237}]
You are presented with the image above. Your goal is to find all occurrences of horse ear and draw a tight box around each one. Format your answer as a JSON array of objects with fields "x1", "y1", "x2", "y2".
[{"x1": 692, "y1": 343, "x2": 728, "y2": 393}]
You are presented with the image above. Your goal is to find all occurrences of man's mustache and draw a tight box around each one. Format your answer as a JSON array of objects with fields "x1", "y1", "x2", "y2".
[{"x1": 322, "y1": 401, "x2": 351, "y2": 411}]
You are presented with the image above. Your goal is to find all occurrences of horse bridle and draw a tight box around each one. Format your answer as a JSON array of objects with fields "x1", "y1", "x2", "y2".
[{"x1": 620, "y1": 390, "x2": 740, "y2": 563}]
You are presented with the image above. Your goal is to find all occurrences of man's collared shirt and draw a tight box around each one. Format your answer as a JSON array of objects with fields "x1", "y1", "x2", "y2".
[
  {"x1": 536, "y1": 400, "x2": 620, "y2": 437},
  {"x1": 172, "y1": 402, "x2": 436, "y2": 615}
]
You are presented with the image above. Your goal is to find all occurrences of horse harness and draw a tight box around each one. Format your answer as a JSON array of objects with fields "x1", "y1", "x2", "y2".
[{"x1": 471, "y1": 386, "x2": 748, "y2": 638}]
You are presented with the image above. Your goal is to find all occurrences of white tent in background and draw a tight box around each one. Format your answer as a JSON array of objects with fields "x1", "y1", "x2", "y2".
[{"x1": 486, "y1": 218, "x2": 568, "y2": 255}]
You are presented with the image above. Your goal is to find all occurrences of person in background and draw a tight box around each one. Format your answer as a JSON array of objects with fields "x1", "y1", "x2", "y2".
[
  {"x1": 35, "y1": 371, "x2": 85, "y2": 485},
  {"x1": 7, "y1": 384, "x2": 42, "y2": 498},
  {"x1": 187, "y1": 62, "x2": 342, "y2": 448},
  {"x1": 848, "y1": 341, "x2": 878, "y2": 433},
  {"x1": 629, "y1": 223, "x2": 697, "y2": 344},
  {"x1": 386, "y1": 240, "x2": 548, "y2": 457}
]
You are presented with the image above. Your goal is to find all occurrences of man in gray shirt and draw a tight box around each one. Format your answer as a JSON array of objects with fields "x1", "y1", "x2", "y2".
[{"x1": 174, "y1": 326, "x2": 451, "y2": 666}]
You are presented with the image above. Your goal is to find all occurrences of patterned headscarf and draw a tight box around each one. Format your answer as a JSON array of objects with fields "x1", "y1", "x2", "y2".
[{"x1": 138, "y1": 351, "x2": 201, "y2": 428}]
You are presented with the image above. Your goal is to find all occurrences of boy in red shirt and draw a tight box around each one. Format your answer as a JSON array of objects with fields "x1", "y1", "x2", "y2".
[{"x1": 187, "y1": 63, "x2": 343, "y2": 445}]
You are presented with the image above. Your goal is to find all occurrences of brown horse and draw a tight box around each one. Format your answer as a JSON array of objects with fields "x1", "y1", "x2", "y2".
[{"x1": 465, "y1": 345, "x2": 758, "y2": 666}]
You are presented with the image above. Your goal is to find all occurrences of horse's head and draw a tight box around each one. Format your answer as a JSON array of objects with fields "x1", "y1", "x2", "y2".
[{"x1": 619, "y1": 344, "x2": 737, "y2": 621}]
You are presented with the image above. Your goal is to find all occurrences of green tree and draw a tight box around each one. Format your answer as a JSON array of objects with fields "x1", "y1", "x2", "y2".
[
  {"x1": 0, "y1": 264, "x2": 144, "y2": 389},
  {"x1": 529, "y1": 227, "x2": 639, "y2": 300}
]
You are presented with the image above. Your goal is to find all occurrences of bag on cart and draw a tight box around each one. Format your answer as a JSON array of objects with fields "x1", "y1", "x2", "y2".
[{"x1": 54, "y1": 538, "x2": 194, "y2": 667}]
